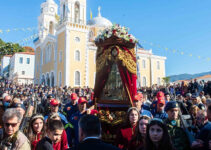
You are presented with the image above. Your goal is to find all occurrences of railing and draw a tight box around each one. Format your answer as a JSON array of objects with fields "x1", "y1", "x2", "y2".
[{"x1": 58, "y1": 17, "x2": 85, "y2": 26}]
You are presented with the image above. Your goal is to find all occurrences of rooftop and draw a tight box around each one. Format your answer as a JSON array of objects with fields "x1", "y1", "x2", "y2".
[
  {"x1": 4, "y1": 55, "x2": 12, "y2": 57},
  {"x1": 15, "y1": 52, "x2": 35, "y2": 55},
  {"x1": 196, "y1": 74, "x2": 211, "y2": 79},
  {"x1": 23, "y1": 46, "x2": 35, "y2": 52}
]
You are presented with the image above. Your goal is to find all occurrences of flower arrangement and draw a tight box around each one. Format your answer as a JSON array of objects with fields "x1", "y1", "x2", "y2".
[{"x1": 95, "y1": 24, "x2": 138, "y2": 45}]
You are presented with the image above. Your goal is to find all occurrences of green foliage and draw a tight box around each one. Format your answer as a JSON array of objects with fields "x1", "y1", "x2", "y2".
[
  {"x1": 0, "y1": 38, "x2": 25, "y2": 59},
  {"x1": 162, "y1": 76, "x2": 170, "y2": 85}
]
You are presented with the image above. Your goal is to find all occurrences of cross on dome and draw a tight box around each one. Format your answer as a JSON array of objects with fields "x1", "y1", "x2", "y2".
[
  {"x1": 87, "y1": 6, "x2": 112, "y2": 27},
  {"x1": 98, "y1": 6, "x2": 102, "y2": 17}
]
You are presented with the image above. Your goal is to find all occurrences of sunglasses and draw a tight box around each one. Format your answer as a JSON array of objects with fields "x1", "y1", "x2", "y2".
[{"x1": 4, "y1": 123, "x2": 18, "y2": 127}]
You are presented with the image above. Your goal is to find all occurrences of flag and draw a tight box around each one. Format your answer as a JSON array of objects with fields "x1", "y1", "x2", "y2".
[{"x1": 90, "y1": 8, "x2": 93, "y2": 20}]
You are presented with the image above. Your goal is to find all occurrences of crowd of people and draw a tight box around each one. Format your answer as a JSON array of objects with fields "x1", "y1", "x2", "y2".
[{"x1": 0, "y1": 79, "x2": 210, "y2": 150}]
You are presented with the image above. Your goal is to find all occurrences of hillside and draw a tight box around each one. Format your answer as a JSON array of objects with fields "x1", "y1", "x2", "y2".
[{"x1": 168, "y1": 71, "x2": 211, "y2": 82}]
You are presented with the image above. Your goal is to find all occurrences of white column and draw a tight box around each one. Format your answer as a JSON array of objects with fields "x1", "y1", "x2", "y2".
[
  {"x1": 85, "y1": 31, "x2": 89, "y2": 86},
  {"x1": 40, "y1": 46, "x2": 44, "y2": 84},
  {"x1": 150, "y1": 57, "x2": 154, "y2": 86},
  {"x1": 54, "y1": 39, "x2": 58, "y2": 86},
  {"x1": 80, "y1": 5, "x2": 83, "y2": 24},
  {"x1": 65, "y1": 29, "x2": 71, "y2": 86},
  {"x1": 67, "y1": 2, "x2": 71, "y2": 21},
  {"x1": 72, "y1": 2, "x2": 74, "y2": 23}
]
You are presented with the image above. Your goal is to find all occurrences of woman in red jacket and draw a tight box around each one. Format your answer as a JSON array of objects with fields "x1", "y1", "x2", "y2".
[
  {"x1": 116, "y1": 107, "x2": 140, "y2": 150},
  {"x1": 27, "y1": 114, "x2": 46, "y2": 150}
]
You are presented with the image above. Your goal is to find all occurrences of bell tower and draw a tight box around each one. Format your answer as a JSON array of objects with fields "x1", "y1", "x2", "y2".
[
  {"x1": 38, "y1": 0, "x2": 58, "y2": 39},
  {"x1": 60, "y1": 0, "x2": 86, "y2": 24}
]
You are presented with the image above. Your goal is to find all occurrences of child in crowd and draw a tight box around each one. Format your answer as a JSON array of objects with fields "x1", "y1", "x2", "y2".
[{"x1": 36, "y1": 120, "x2": 64, "y2": 150}]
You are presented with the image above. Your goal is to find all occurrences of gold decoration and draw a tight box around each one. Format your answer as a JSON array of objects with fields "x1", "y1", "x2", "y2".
[
  {"x1": 96, "y1": 48, "x2": 111, "y2": 72},
  {"x1": 96, "y1": 45, "x2": 137, "y2": 74},
  {"x1": 98, "y1": 110, "x2": 126, "y2": 126},
  {"x1": 118, "y1": 47, "x2": 137, "y2": 74}
]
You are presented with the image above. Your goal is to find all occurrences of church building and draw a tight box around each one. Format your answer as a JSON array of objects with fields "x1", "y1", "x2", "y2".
[{"x1": 34, "y1": 0, "x2": 166, "y2": 88}]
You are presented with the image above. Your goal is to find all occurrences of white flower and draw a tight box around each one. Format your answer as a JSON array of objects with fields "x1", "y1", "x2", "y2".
[{"x1": 95, "y1": 24, "x2": 138, "y2": 43}]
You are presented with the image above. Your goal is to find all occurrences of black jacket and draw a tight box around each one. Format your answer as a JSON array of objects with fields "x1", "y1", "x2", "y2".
[
  {"x1": 74, "y1": 138, "x2": 120, "y2": 150},
  {"x1": 36, "y1": 137, "x2": 54, "y2": 150}
]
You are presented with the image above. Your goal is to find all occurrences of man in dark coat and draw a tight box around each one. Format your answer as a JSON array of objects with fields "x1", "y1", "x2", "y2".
[
  {"x1": 74, "y1": 115, "x2": 120, "y2": 150},
  {"x1": 164, "y1": 101, "x2": 190, "y2": 150}
]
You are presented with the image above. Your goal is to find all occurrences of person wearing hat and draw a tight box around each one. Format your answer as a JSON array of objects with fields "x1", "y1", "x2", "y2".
[
  {"x1": 70, "y1": 97, "x2": 89, "y2": 146},
  {"x1": 151, "y1": 96, "x2": 168, "y2": 120},
  {"x1": 164, "y1": 101, "x2": 190, "y2": 150},
  {"x1": 40, "y1": 94, "x2": 54, "y2": 116},
  {"x1": 150, "y1": 91, "x2": 165, "y2": 115},
  {"x1": 133, "y1": 93, "x2": 153, "y2": 118},
  {"x1": 44, "y1": 99, "x2": 68, "y2": 126},
  {"x1": 47, "y1": 99, "x2": 74, "y2": 149},
  {"x1": 185, "y1": 93, "x2": 193, "y2": 111},
  {"x1": 63, "y1": 93, "x2": 79, "y2": 122}
]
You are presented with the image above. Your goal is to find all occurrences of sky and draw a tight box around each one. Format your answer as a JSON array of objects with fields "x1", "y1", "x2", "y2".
[{"x1": 0, "y1": 0, "x2": 210, "y2": 76}]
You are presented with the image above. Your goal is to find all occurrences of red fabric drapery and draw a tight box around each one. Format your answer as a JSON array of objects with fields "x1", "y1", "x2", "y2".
[
  {"x1": 117, "y1": 62, "x2": 137, "y2": 104},
  {"x1": 94, "y1": 46, "x2": 137, "y2": 105}
]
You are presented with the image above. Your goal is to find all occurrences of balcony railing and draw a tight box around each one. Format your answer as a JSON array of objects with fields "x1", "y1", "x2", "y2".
[{"x1": 58, "y1": 17, "x2": 85, "y2": 26}]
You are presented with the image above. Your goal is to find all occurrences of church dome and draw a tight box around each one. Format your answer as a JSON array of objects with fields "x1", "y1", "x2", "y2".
[{"x1": 87, "y1": 7, "x2": 112, "y2": 27}]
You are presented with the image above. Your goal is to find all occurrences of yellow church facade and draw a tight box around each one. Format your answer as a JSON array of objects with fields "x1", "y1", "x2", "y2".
[
  {"x1": 34, "y1": 0, "x2": 166, "y2": 88},
  {"x1": 136, "y1": 49, "x2": 166, "y2": 87}
]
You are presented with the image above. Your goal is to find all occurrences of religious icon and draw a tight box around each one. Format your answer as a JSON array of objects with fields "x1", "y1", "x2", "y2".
[{"x1": 100, "y1": 63, "x2": 127, "y2": 101}]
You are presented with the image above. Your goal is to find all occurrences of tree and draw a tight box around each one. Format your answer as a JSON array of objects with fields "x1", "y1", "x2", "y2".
[
  {"x1": 0, "y1": 38, "x2": 25, "y2": 59},
  {"x1": 162, "y1": 77, "x2": 170, "y2": 85}
]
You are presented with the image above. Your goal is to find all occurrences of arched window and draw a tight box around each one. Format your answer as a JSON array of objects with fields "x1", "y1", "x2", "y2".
[
  {"x1": 157, "y1": 77, "x2": 161, "y2": 85},
  {"x1": 75, "y1": 71, "x2": 80, "y2": 86},
  {"x1": 48, "y1": 44, "x2": 51, "y2": 62},
  {"x1": 89, "y1": 31, "x2": 94, "y2": 41},
  {"x1": 74, "y1": 2, "x2": 80, "y2": 23},
  {"x1": 157, "y1": 61, "x2": 160, "y2": 70},
  {"x1": 143, "y1": 77, "x2": 147, "y2": 87},
  {"x1": 45, "y1": 47, "x2": 47, "y2": 64},
  {"x1": 51, "y1": 72, "x2": 54, "y2": 87},
  {"x1": 75, "y1": 37, "x2": 80, "y2": 42},
  {"x1": 54, "y1": 45, "x2": 56, "y2": 61},
  {"x1": 41, "y1": 50, "x2": 43, "y2": 65},
  {"x1": 59, "y1": 51, "x2": 62, "y2": 62},
  {"x1": 75, "y1": 50, "x2": 80, "y2": 61},
  {"x1": 49, "y1": 21, "x2": 54, "y2": 35},
  {"x1": 45, "y1": 44, "x2": 51, "y2": 63},
  {"x1": 41, "y1": 74, "x2": 45, "y2": 84},
  {"x1": 47, "y1": 73, "x2": 50, "y2": 86}
]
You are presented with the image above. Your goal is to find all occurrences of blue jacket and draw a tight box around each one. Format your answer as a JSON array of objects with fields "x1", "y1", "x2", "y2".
[
  {"x1": 63, "y1": 102, "x2": 78, "y2": 122},
  {"x1": 70, "y1": 111, "x2": 86, "y2": 146},
  {"x1": 151, "y1": 110, "x2": 168, "y2": 120}
]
